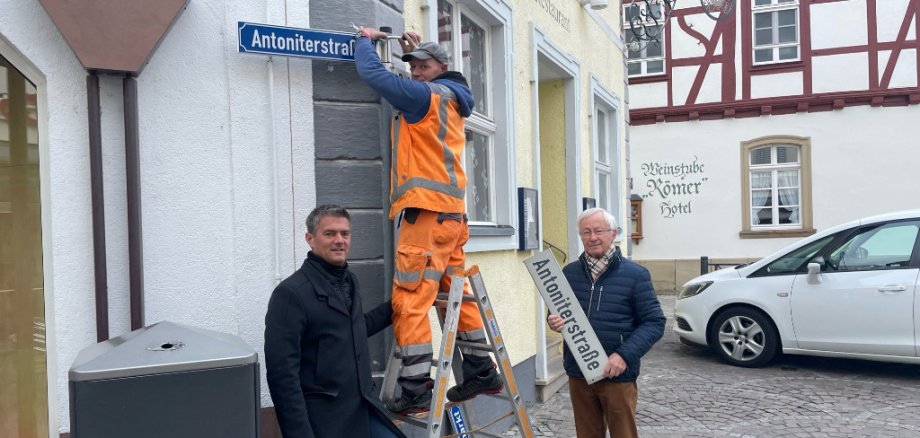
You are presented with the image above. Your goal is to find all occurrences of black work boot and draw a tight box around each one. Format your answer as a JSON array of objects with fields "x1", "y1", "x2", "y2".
[
  {"x1": 446, "y1": 368, "x2": 504, "y2": 402},
  {"x1": 386, "y1": 390, "x2": 432, "y2": 416}
]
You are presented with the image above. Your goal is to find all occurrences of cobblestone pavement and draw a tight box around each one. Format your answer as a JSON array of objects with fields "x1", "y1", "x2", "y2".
[{"x1": 504, "y1": 294, "x2": 920, "y2": 437}]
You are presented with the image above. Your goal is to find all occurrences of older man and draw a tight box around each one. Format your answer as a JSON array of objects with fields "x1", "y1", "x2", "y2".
[
  {"x1": 265, "y1": 205, "x2": 405, "y2": 438},
  {"x1": 547, "y1": 208, "x2": 665, "y2": 438}
]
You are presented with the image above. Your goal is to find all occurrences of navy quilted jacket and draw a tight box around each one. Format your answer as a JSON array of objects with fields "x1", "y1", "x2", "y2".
[{"x1": 560, "y1": 247, "x2": 666, "y2": 381}]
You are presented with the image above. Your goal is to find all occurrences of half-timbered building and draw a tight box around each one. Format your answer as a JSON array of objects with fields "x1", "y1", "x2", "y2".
[{"x1": 625, "y1": 0, "x2": 920, "y2": 290}]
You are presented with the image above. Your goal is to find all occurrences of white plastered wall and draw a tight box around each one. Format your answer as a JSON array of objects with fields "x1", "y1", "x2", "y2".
[
  {"x1": 1, "y1": 0, "x2": 317, "y2": 433},
  {"x1": 630, "y1": 104, "x2": 920, "y2": 262}
]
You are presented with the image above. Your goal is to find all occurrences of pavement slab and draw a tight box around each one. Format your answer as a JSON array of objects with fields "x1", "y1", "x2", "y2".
[{"x1": 502, "y1": 294, "x2": 920, "y2": 437}]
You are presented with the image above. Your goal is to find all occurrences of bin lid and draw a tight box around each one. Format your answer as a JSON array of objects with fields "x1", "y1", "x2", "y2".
[{"x1": 69, "y1": 321, "x2": 258, "y2": 381}]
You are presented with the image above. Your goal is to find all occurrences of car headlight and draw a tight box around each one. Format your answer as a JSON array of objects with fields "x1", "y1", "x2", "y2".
[{"x1": 678, "y1": 281, "x2": 713, "y2": 300}]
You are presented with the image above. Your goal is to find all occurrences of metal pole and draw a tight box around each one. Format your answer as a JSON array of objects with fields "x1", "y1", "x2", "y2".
[
  {"x1": 87, "y1": 72, "x2": 110, "y2": 342},
  {"x1": 124, "y1": 75, "x2": 145, "y2": 330}
]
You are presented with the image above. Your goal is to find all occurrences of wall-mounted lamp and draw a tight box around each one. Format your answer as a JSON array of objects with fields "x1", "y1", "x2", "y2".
[
  {"x1": 629, "y1": 194, "x2": 644, "y2": 244},
  {"x1": 580, "y1": 0, "x2": 609, "y2": 10}
]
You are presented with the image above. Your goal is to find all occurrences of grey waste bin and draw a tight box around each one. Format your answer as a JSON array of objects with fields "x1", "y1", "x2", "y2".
[{"x1": 69, "y1": 321, "x2": 259, "y2": 438}]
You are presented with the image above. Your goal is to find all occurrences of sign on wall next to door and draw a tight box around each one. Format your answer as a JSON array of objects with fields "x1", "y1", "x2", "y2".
[{"x1": 640, "y1": 156, "x2": 708, "y2": 219}]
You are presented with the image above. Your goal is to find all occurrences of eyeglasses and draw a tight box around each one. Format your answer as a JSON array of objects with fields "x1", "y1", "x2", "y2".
[{"x1": 580, "y1": 228, "x2": 613, "y2": 238}]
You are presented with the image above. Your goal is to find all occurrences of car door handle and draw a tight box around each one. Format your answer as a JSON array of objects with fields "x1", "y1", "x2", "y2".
[{"x1": 877, "y1": 285, "x2": 907, "y2": 293}]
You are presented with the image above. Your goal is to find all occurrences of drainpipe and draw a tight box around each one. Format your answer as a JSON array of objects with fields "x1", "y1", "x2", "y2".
[
  {"x1": 87, "y1": 72, "x2": 109, "y2": 342},
  {"x1": 123, "y1": 75, "x2": 145, "y2": 330}
]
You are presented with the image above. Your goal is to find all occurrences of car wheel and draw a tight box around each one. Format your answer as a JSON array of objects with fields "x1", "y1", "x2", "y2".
[{"x1": 708, "y1": 307, "x2": 778, "y2": 368}]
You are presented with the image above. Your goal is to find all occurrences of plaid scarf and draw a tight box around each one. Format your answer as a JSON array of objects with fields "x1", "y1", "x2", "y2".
[{"x1": 584, "y1": 244, "x2": 618, "y2": 282}]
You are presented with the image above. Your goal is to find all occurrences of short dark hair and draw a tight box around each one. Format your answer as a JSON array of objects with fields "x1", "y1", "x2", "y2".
[{"x1": 306, "y1": 204, "x2": 350, "y2": 234}]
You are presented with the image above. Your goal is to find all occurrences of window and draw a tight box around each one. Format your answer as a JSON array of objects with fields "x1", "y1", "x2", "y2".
[
  {"x1": 464, "y1": 130, "x2": 493, "y2": 222},
  {"x1": 760, "y1": 235, "x2": 835, "y2": 275},
  {"x1": 591, "y1": 78, "x2": 622, "y2": 230},
  {"x1": 749, "y1": 144, "x2": 800, "y2": 227},
  {"x1": 595, "y1": 107, "x2": 610, "y2": 208},
  {"x1": 433, "y1": 0, "x2": 515, "y2": 250},
  {"x1": 825, "y1": 221, "x2": 920, "y2": 272},
  {"x1": 624, "y1": 2, "x2": 665, "y2": 76},
  {"x1": 752, "y1": 0, "x2": 799, "y2": 65},
  {"x1": 740, "y1": 136, "x2": 814, "y2": 238},
  {"x1": 0, "y1": 54, "x2": 49, "y2": 438},
  {"x1": 438, "y1": 0, "x2": 496, "y2": 224}
]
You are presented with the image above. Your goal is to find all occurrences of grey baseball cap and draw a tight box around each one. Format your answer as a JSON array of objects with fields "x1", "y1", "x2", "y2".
[{"x1": 401, "y1": 42, "x2": 449, "y2": 64}]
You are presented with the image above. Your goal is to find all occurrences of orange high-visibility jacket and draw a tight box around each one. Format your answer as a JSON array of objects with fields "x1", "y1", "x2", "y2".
[{"x1": 389, "y1": 82, "x2": 467, "y2": 219}]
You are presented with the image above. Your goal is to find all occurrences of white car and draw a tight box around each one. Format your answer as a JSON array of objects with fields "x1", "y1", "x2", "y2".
[{"x1": 675, "y1": 209, "x2": 920, "y2": 367}]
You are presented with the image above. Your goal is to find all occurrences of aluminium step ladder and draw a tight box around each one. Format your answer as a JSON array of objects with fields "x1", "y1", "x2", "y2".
[{"x1": 380, "y1": 266, "x2": 534, "y2": 437}]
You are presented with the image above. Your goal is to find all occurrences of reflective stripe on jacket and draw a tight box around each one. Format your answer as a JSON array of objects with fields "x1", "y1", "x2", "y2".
[{"x1": 389, "y1": 82, "x2": 467, "y2": 218}]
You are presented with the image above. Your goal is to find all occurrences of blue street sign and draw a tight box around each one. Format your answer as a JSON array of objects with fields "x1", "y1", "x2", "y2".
[
  {"x1": 448, "y1": 405, "x2": 470, "y2": 438},
  {"x1": 238, "y1": 22, "x2": 355, "y2": 62}
]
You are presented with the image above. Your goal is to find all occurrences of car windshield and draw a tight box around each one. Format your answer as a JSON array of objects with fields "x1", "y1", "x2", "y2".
[{"x1": 762, "y1": 235, "x2": 835, "y2": 274}]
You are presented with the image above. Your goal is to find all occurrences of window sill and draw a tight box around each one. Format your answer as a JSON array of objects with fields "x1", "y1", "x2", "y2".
[
  {"x1": 750, "y1": 60, "x2": 804, "y2": 75},
  {"x1": 628, "y1": 74, "x2": 668, "y2": 85},
  {"x1": 469, "y1": 224, "x2": 515, "y2": 237},
  {"x1": 739, "y1": 228, "x2": 816, "y2": 239}
]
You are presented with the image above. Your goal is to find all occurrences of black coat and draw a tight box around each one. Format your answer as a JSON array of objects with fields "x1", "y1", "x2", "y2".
[{"x1": 265, "y1": 254, "x2": 405, "y2": 438}]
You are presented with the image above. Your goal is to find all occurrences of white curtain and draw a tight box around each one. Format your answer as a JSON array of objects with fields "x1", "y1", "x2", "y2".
[
  {"x1": 751, "y1": 172, "x2": 771, "y2": 225},
  {"x1": 777, "y1": 170, "x2": 800, "y2": 224}
]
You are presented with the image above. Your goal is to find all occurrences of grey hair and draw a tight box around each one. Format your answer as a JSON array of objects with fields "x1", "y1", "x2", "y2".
[
  {"x1": 576, "y1": 207, "x2": 618, "y2": 231},
  {"x1": 306, "y1": 204, "x2": 350, "y2": 234}
]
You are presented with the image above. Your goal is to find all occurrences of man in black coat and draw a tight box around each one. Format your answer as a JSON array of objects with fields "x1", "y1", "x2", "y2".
[
  {"x1": 265, "y1": 204, "x2": 405, "y2": 438},
  {"x1": 547, "y1": 208, "x2": 665, "y2": 438}
]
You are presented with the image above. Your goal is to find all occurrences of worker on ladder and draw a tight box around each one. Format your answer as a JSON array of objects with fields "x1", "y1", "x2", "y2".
[{"x1": 353, "y1": 27, "x2": 503, "y2": 415}]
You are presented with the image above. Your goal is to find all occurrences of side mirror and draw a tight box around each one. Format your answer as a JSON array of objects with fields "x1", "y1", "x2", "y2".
[{"x1": 807, "y1": 256, "x2": 825, "y2": 275}]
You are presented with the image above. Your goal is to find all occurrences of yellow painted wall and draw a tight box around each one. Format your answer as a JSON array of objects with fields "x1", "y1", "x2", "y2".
[
  {"x1": 402, "y1": 0, "x2": 626, "y2": 368},
  {"x1": 538, "y1": 80, "x2": 568, "y2": 255}
]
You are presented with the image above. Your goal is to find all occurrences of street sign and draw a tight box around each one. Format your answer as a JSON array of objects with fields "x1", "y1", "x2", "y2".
[
  {"x1": 448, "y1": 405, "x2": 470, "y2": 438},
  {"x1": 524, "y1": 250, "x2": 606, "y2": 384},
  {"x1": 237, "y1": 21, "x2": 355, "y2": 62}
]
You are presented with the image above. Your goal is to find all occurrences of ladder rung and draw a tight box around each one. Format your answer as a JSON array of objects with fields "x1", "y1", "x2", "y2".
[
  {"x1": 391, "y1": 413, "x2": 431, "y2": 427},
  {"x1": 474, "y1": 431, "x2": 505, "y2": 438},
  {"x1": 436, "y1": 292, "x2": 477, "y2": 302},
  {"x1": 483, "y1": 392, "x2": 512, "y2": 402},
  {"x1": 455, "y1": 340, "x2": 494, "y2": 352}
]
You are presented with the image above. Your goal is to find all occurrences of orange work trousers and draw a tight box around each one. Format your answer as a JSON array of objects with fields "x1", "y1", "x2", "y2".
[{"x1": 391, "y1": 208, "x2": 484, "y2": 346}]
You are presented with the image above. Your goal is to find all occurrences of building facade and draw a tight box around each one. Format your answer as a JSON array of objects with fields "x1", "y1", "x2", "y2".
[
  {"x1": 626, "y1": 0, "x2": 920, "y2": 290},
  {"x1": 1, "y1": 0, "x2": 628, "y2": 436}
]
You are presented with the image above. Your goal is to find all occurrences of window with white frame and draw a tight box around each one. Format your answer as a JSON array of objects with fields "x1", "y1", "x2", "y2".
[
  {"x1": 591, "y1": 79, "x2": 621, "y2": 228},
  {"x1": 432, "y1": 0, "x2": 514, "y2": 250},
  {"x1": 749, "y1": 144, "x2": 801, "y2": 227},
  {"x1": 740, "y1": 136, "x2": 814, "y2": 238},
  {"x1": 752, "y1": 0, "x2": 799, "y2": 64},
  {"x1": 437, "y1": 0, "x2": 497, "y2": 224},
  {"x1": 624, "y1": 1, "x2": 665, "y2": 77},
  {"x1": 594, "y1": 107, "x2": 613, "y2": 211}
]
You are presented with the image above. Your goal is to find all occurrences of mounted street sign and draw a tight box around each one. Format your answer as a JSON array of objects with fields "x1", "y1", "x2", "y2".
[{"x1": 238, "y1": 21, "x2": 355, "y2": 62}]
